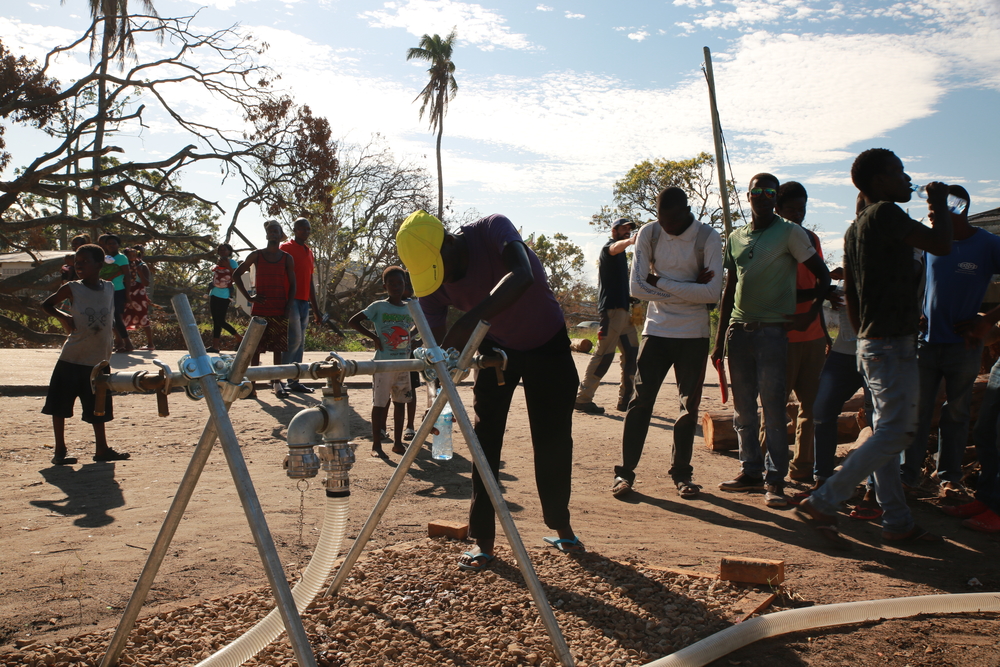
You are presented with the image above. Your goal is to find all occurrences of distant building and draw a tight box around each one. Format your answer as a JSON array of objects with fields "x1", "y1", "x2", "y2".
[{"x1": 0, "y1": 250, "x2": 67, "y2": 297}]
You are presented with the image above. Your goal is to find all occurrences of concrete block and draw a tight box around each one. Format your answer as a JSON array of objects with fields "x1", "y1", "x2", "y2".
[
  {"x1": 719, "y1": 556, "x2": 785, "y2": 585},
  {"x1": 428, "y1": 520, "x2": 469, "y2": 540}
]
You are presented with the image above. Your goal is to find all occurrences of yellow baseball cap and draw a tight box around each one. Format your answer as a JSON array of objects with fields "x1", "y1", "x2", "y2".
[{"x1": 396, "y1": 210, "x2": 445, "y2": 297}]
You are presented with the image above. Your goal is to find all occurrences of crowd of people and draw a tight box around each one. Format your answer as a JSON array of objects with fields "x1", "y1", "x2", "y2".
[{"x1": 37, "y1": 146, "x2": 1000, "y2": 562}]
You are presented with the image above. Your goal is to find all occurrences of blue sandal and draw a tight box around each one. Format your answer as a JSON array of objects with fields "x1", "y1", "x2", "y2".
[
  {"x1": 457, "y1": 551, "x2": 495, "y2": 571},
  {"x1": 543, "y1": 536, "x2": 586, "y2": 553}
]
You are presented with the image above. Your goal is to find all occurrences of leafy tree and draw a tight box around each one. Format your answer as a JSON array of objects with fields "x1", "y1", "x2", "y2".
[
  {"x1": 591, "y1": 152, "x2": 741, "y2": 232},
  {"x1": 524, "y1": 231, "x2": 595, "y2": 312},
  {"x1": 314, "y1": 135, "x2": 434, "y2": 323},
  {"x1": 0, "y1": 17, "x2": 339, "y2": 340},
  {"x1": 406, "y1": 30, "x2": 457, "y2": 221}
]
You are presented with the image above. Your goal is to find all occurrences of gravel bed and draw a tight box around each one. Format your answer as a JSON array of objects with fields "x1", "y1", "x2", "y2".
[{"x1": 3, "y1": 539, "x2": 755, "y2": 667}]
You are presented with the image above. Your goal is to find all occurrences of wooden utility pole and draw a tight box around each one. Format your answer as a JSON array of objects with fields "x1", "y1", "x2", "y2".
[{"x1": 703, "y1": 47, "x2": 733, "y2": 239}]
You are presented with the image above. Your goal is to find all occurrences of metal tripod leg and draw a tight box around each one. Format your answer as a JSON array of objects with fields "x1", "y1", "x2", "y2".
[
  {"x1": 328, "y1": 301, "x2": 576, "y2": 667},
  {"x1": 101, "y1": 295, "x2": 317, "y2": 667},
  {"x1": 100, "y1": 316, "x2": 266, "y2": 667},
  {"x1": 326, "y1": 320, "x2": 491, "y2": 596}
]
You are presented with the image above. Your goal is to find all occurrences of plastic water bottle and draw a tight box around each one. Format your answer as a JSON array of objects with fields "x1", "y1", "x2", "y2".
[
  {"x1": 431, "y1": 398, "x2": 453, "y2": 460},
  {"x1": 912, "y1": 184, "x2": 968, "y2": 214}
]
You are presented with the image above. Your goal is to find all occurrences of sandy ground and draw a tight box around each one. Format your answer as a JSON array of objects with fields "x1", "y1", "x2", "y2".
[{"x1": 1, "y1": 349, "x2": 999, "y2": 666}]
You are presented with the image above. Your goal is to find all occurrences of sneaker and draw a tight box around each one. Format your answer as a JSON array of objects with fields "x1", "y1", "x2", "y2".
[
  {"x1": 574, "y1": 401, "x2": 605, "y2": 415},
  {"x1": 287, "y1": 381, "x2": 314, "y2": 393},
  {"x1": 941, "y1": 499, "x2": 988, "y2": 519},
  {"x1": 764, "y1": 484, "x2": 788, "y2": 508},
  {"x1": 719, "y1": 472, "x2": 765, "y2": 492},
  {"x1": 962, "y1": 509, "x2": 1000, "y2": 533},
  {"x1": 611, "y1": 476, "x2": 632, "y2": 499},
  {"x1": 403, "y1": 428, "x2": 416, "y2": 441}
]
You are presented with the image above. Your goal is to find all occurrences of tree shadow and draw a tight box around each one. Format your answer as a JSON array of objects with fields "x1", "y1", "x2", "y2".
[{"x1": 30, "y1": 462, "x2": 125, "y2": 527}]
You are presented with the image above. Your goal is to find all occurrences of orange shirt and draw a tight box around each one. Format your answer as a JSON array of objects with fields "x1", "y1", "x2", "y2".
[
  {"x1": 279, "y1": 240, "x2": 315, "y2": 302},
  {"x1": 787, "y1": 229, "x2": 825, "y2": 343}
]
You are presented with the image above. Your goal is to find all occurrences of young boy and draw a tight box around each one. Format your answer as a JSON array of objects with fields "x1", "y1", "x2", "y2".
[
  {"x1": 42, "y1": 243, "x2": 130, "y2": 464},
  {"x1": 349, "y1": 266, "x2": 415, "y2": 457}
]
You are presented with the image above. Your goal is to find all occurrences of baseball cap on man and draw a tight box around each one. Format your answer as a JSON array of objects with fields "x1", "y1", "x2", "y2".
[
  {"x1": 396, "y1": 210, "x2": 445, "y2": 297},
  {"x1": 611, "y1": 217, "x2": 635, "y2": 230}
]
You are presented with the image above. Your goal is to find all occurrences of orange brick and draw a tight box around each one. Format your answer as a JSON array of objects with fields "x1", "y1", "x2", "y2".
[
  {"x1": 719, "y1": 557, "x2": 785, "y2": 585},
  {"x1": 428, "y1": 520, "x2": 469, "y2": 540}
]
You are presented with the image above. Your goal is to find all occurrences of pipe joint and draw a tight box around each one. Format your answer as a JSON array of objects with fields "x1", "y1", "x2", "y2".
[{"x1": 318, "y1": 442, "x2": 356, "y2": 492}]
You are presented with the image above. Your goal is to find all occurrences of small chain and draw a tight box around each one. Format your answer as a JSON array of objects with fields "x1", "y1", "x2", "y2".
[{"x1": 297, "y1": 478, "x2": 309, "y2": 546}]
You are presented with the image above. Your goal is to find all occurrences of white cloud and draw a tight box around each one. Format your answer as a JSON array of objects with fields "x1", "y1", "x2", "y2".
[
  {"x1": 709, "y1": 31, "x2": 945, "y2": 166},
  {"x1": 28, "y1": 3, "x2": 46, "y2": 10},
  {"x1": 536, "y1": 4, "x2": 553, "y2": 10},
  {"x1": 361, "y1": 0, "x2": 536, "y2": 51},
  {"x1": 628, "y1": 30, "x2": 650, "y2": 41},
  {"x1": 565, "y1": 11, "x2": 585, "y2": 19}
]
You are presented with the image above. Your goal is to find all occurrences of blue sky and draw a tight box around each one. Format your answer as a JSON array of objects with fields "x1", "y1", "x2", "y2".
[{"x1": 4, "y1": 0, "x2": 1000, "y2": 280}]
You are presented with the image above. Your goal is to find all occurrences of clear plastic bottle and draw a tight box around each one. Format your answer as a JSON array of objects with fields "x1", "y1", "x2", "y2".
[
  {"x1": 912, "y1": 184, "x2": 968, "y2": 214},
  {"x1": 431, "y1": 396, "x2": 453, "y2": 460}
]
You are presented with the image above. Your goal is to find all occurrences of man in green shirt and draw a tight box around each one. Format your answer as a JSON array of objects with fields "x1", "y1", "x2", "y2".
[{"x1": 711, "y1": 173, "x2": 830, "y2": 507}]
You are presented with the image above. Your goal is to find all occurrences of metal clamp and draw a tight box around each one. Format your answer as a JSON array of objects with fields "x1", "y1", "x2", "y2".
[
  {"x1": 178, "y1": 353, "x2": 215, "y2": 380},
  {"x1": 415, "y1": 346, "x2": 460, "y2": 383}
]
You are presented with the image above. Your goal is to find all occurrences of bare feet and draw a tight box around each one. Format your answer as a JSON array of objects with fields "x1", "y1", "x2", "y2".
[
  {"x1": 391, "y1": 441, "x2": 406, "y2": 455},
  {"x1": 371, "y1": 446, "x2": 387, "y2": 458}
]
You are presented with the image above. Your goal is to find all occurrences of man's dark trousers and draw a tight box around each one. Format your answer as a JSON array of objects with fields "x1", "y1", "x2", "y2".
[
  {"x1": 615, "y1": 336, "x2": 709, "y2": 485},
  {"x1": 469, "y1": 328, "x2": 579, "y2": 542}
]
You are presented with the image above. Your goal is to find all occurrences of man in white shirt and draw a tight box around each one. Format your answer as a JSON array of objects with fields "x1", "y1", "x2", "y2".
[{"x1": 611, "y1": 187, "x2": 724, "y2": 499}]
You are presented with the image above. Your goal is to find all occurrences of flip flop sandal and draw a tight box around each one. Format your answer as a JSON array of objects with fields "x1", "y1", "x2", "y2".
[
  {"x1": 543, "y1": 536, "x2": 586, "y2": 554},
  {"x1": 611, "y1": 477, "x2": 632, "y2": 499},
  {"x1": 882, "y1": 525, "x2": 943, "y2": 544},
  {"x1": 51, "y1": 455, "x2": 78, "y2": 465},
  {"x1": 457, "y1": 551, "x2": 495, "y2": 572},
  {"x1": 849, "y1": 505, "x2": 884, "y2": 521},
  {"x1": 676, "y1": 480, "x2": 701, "y2": 499}
]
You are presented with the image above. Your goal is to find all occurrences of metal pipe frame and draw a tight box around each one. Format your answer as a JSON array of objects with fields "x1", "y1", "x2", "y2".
[
  {"x1": 328, "y1": 301, "x2": 576, "y2": 667},
  {"x1": 101, "y1": 299, "x2": 317, "y2": 667},
  {"x1": 325, "y1": 318, "x2": 490, "y2": 598},
  {"x1": 99, "y1": 316, "x2": 267, "y2": 667}
]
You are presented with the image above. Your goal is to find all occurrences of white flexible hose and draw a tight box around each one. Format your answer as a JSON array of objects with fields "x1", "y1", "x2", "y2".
[
  {"x1": 643, "y1": 592, "x2": 1000, "y2": 667},
  {"x1": 195, "y1": 495, "x2": 350, "y2": 667}
]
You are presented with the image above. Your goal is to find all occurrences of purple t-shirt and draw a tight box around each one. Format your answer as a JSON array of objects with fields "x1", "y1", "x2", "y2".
[{"x1": 418, "y1": 214, "x2": 565, "y2": 351}]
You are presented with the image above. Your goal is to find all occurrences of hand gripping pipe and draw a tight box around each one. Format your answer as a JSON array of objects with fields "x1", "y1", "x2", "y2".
[
  {"x1": 196, "y1": 385, "x2": 356, "y2": 667},
  {"x1": 641, "y1": 592, "x2": 1000, "y2": 667}
]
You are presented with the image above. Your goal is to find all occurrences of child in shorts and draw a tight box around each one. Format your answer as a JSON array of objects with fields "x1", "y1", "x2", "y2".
[
  {"x1": 349, "y1": 266, "x2": 415, "y2": 457},
  {"x1": 41, "y1": 243, "x2": 130, "y2": 464}
]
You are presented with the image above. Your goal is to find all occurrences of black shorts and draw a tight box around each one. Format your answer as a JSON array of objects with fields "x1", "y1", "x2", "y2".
[{"x1": 41, "y1": 360, "x2": 114, "y2": 424}]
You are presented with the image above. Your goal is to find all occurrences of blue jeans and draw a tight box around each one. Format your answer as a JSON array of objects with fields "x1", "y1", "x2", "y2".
[
  {"x1": 811, "y1": 336, "x2": 918, "y2": 533},
  {"x1": 901, "y1": 340, "x2": 983, "y2": 485},
  {"x1": 727, "y1": 324, "x2": 789, "y2": 485},
  {"x1": 972, "y1": 356, "x2": 1000, "y2": 514},
  {"x1": 812, "y1": 351, "x2": 872, "y2": 481},
  {"x1": 283, "y1": 299, "x2": 311, "y2": 365}
]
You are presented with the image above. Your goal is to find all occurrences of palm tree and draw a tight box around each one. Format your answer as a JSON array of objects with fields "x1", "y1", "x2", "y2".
[
  {"x1": 406, "y1": 30, "x2": 457, "y2": 221},
  {"x1": 71, "y1": 0, "x2": 159, "y2": 216}
]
